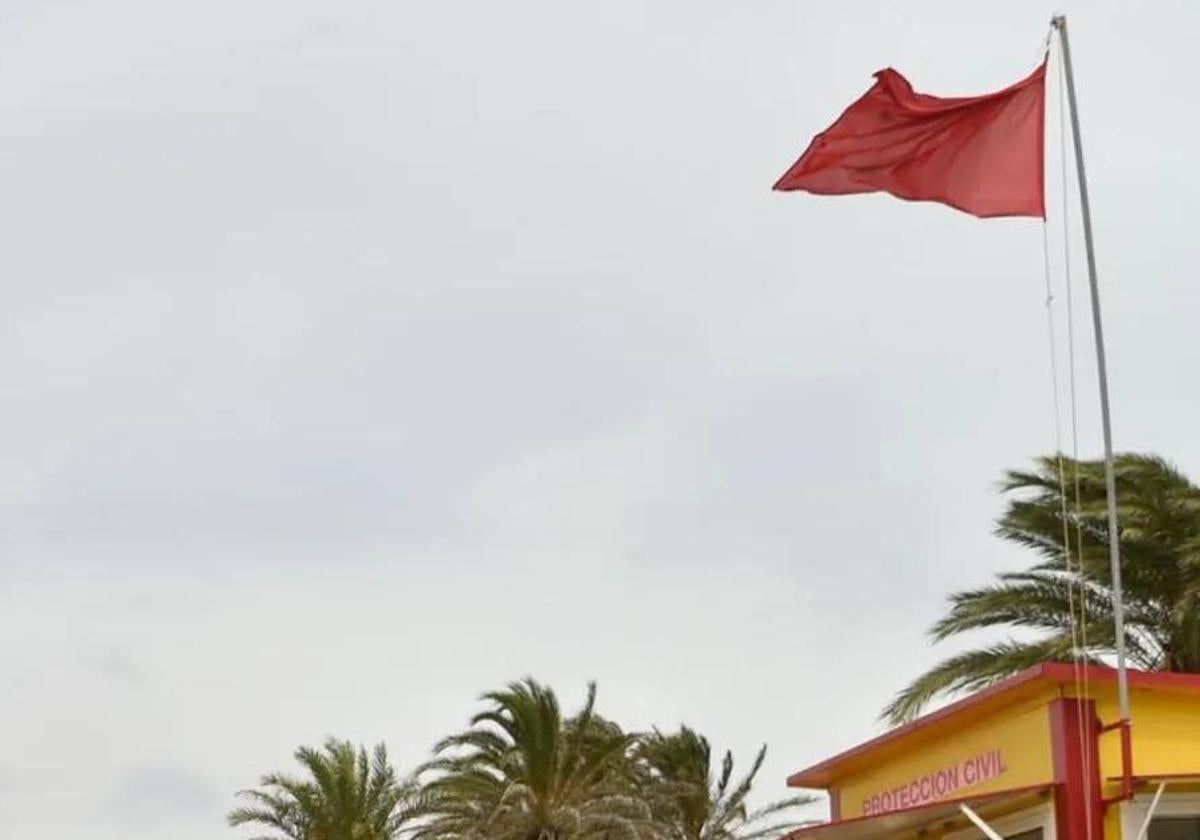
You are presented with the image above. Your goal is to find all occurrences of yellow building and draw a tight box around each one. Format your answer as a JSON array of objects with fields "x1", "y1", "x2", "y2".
[{"x1": 786, "y1": 664, "x2": 1200, "y2": 840}]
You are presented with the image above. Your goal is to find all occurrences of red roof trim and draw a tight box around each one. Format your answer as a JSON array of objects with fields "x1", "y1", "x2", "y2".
[
  {"x1": 1065, "y1": 666, "x2": 1200, "y2": 692},
  {"x1": 788, "y1": 664, "x2": 1200, "y2": 789},
  {"x1": 783, "y1": 783, "x2": 1052, "y2": 839}
]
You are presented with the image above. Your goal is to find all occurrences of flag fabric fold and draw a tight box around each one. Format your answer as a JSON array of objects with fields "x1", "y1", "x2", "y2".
[{"x1": 774, "y1": 61, "x2": 1047, "y2": 218}]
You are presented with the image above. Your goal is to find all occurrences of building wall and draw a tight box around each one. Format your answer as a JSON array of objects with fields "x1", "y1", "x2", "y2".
[
  {"x1": 834, "y1": 689, "x2": 1059, "y2": 818},
  {"x1": 1091, "y1": 686, "x2": 1200, "y2": 781},
  {"x1": 800, "y1": 673, "x2": 1200, "y2": 839},
  {"x1": 1079, "y1": 682, "x2": 1200, "y2": 838}
]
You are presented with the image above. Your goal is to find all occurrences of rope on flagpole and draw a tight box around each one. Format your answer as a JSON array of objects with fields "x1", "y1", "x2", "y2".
[
  {"x1": 1038, "y1": 26, "x2": 1105, "y2": 836},
  {"x1": 1036, "y1": 20, "x2": 1054, "y2": 64},
  {"x1": 1042, "y1": 214, "x2": 1085, "y2": 683},
  {"x1": 1058, "y1": 39, "x2": 1096, "y2": 840},
  {"x1": 1039, "y1": 28, "x2": 1096, "y2": 840},
  {"x1": 1042, "y1": 206, "x2": 1093, "y2": 840}
]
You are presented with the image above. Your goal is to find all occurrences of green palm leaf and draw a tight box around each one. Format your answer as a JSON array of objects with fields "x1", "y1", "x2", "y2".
[
  {"x1": 229, "y1": 739, "x2": 416, "y2": 840},
  {"x1": 413, "y1": 679, "x2": 649, "y2": 840},
  {"x1": 635, "y1": 728, "x2": 816, "y2": 840},
  {"x1": 886, "y1": 453, "x2": 1200, "y2": 724}
]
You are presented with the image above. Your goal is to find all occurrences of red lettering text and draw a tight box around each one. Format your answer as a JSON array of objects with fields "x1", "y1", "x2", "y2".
[{"x1": 858, "y1": 750, "x2": 1007, "y2": 817}]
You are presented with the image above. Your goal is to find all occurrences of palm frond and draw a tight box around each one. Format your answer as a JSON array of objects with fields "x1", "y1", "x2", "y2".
[
  {"x1": 886, "y1": 453, "x2": 1200, "y2": 723},
  {"x1": 882, "y1": 636, "x2": 1094, "y2": 725}
]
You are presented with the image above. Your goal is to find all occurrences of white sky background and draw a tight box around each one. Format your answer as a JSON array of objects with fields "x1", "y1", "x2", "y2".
[{"x1": 2, "y1": 0, "x2": 1198, "y2": 837}]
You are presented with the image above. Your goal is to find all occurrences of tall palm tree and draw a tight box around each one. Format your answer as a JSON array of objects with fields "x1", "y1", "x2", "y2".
[
  {"x1": 229, "y1": 738, "x2": 415, "y2": 840},
  {"x1": 884, "y1": 453, "x2": 1200, "y2": 724},
  {"x1": 413, "y1": 678, "x2": 651, "y2": 840},
  {"x1": 636, "y1": 727, "x2": 814, "y2": 840}
]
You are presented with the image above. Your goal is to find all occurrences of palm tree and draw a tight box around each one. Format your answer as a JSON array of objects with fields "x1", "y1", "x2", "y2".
[
  {"x1": 412, "y1": 678, "x2": 651, "y2": 840},
  {"x1": 636, "y1": 727, "x2": 814, "y2": 840},
  {"x1": 229, "y1": 738, "x2": 415, "y2": 840},
  {"x1": 884, "y1": 453, "x2": 1200, "y2": 725}
]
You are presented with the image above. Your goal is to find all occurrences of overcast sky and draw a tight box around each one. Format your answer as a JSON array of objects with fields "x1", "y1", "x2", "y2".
[{"x1": 2, "y1": 1, "x2": 1198, "y2": 838}]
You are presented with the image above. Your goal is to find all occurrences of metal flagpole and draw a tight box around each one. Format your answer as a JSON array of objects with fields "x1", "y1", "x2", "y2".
[{"x1": 1052, "y1": 16, "x2": 1131, "y2": 727}]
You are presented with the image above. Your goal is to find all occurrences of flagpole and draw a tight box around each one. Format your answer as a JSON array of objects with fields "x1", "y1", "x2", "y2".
[{"x1": 1052, "y1": 15, "x2": 1131, "y2": 729}]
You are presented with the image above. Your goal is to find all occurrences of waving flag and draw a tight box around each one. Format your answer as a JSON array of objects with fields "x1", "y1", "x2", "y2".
[{"x1": 774, "y1": 62, "x2": 1046, "y2": 218}]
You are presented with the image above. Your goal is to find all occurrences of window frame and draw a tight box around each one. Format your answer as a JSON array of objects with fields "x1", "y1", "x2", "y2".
[
  {"x1": 1122, "y1": 792, "x2": 1200, "y2": 839},
  {"x1": 943, "y1": 801, "x2": 1056, "y2": 840}
]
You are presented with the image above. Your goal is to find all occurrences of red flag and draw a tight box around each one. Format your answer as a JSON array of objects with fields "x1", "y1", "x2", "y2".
[{"x1": 774, "y1": 62, "x2": 1046, "y2": 218}]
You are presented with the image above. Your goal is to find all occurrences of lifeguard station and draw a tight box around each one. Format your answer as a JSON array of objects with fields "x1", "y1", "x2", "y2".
[{"x1": 786, "y1": 663, "x2": 1200, "y2": 840}]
